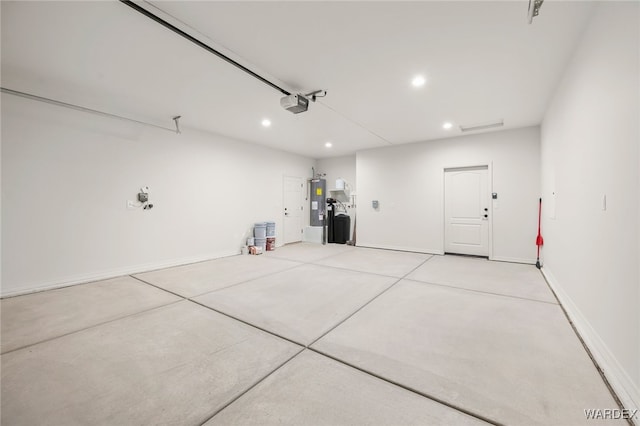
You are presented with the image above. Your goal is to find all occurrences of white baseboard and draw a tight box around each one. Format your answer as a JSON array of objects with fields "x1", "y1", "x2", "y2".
[
  {"x1": 0, "y1": 249, "x2": 240, "y2": 298},
  {"x1": 542, "y1": 267, "x2": 640, "y2": 422},
  {"x1": 356, "y1": 243, "x2": 537, "y2": 265},
  {"x1": 356, "y1": 242, "x2": 444, "y2": 255},
  {"x1": 490, "y1": 256, "x2": 536, "y2": 265}
]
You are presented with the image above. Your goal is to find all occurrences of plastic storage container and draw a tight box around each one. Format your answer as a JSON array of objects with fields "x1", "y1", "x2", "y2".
[
  {"x1": 254, "y1": 223, "x2": 267, "y2": 239},
  {"x1": 266, "y1": 221, "x2": 276, "y2": 237},
  {"x1": 254, "y1": 237, "x2": 267, "y2": 251}
]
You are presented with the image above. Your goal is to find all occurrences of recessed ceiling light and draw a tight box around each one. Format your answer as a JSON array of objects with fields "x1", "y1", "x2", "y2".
[
  {"x1": 325, "y1": 142, "x2": 333, "y2": 148},
  {"x1": 443, "y1": 122, "x2": 453, "y2": 130},
  {"x1": 261, "y1": 119, "x2": 271, "y2": 127},
  {"x1": 411, "y1": 75, "x2": 426, "y2": 87}
]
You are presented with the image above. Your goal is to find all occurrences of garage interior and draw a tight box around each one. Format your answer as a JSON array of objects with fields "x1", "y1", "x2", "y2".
[{"x1": 1, "y1": 1, "x2": 638, "y2": 425}]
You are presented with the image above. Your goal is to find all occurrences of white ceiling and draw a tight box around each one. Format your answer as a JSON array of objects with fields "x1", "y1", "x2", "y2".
[{"x1": 1, "y1": 1, "x2": 594, "y2": 159}]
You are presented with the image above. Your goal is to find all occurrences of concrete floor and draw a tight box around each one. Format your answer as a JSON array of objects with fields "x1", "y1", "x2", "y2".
[{"x1": 0, "y1": 244, "x2": 624, "y2": 425}]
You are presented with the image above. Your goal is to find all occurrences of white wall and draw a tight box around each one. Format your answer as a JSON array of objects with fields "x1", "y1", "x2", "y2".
[
  {"x1": 356, "y1": 126, "x2": 540, "y2": 262},
  {"x1": 1, "y1": 94, "x2": 314, "y2": 296},
  {"x1": 540, "y1": 2, "x2": 639, "y2": 414},
  {"x1": 316, "y1": 155, "x2": 357, "y2": 240},
  {"x1": 316, "y1": 155, "x2": 356, "y2": 196}
]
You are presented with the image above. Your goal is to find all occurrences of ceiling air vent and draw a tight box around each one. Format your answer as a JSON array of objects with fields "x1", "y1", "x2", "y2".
[{"x1": 459, "y1": 119, "x2": 504, "y2": 132}]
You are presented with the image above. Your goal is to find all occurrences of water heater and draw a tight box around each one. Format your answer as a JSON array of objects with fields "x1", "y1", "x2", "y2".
[{"x1": 309, "y1": 179, "x2": 326, "y2": 226}]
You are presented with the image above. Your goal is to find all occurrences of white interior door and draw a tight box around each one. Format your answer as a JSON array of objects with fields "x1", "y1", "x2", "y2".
[
  {"x1": 444, "y1": 166, "x2": 489, "y2": 256},
  {"x1": 283, "y1": 176, "x2": 303, "y2": 244}
]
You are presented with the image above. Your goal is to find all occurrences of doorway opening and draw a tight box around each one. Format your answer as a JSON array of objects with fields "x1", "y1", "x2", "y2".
[
  {"x1": 443, "y1": 165, "x2": 491, "y2": 257},
  {"x1": 283, "y1": 176, "x2": 304, "y2": 244}
]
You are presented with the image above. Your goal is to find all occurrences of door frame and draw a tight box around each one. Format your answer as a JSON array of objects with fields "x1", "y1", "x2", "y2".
[
  {"x1": 282, "y1": 175, "x2": 304, "y2": 245},
  {"x1": 442, "y1": 162, "x2": 494, "y2": 260}
]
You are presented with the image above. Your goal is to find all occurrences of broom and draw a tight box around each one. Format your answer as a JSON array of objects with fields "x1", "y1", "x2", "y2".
[{"x1": 536, "y1": 198, "x2": 543, "y2": 269}]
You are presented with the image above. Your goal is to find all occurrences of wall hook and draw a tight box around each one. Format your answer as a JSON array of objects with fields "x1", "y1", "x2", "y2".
[{"x1": 173, "y1": 115, "x2": 182, "y2": 134}]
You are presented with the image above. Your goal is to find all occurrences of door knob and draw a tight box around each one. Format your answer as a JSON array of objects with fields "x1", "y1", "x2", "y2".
[
  {"x1": 484, "y1": 214, "x2": 488, "y2": 218},
  {"x1": 484, "y1": 208, "x2": 488, "y2": 211}
]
